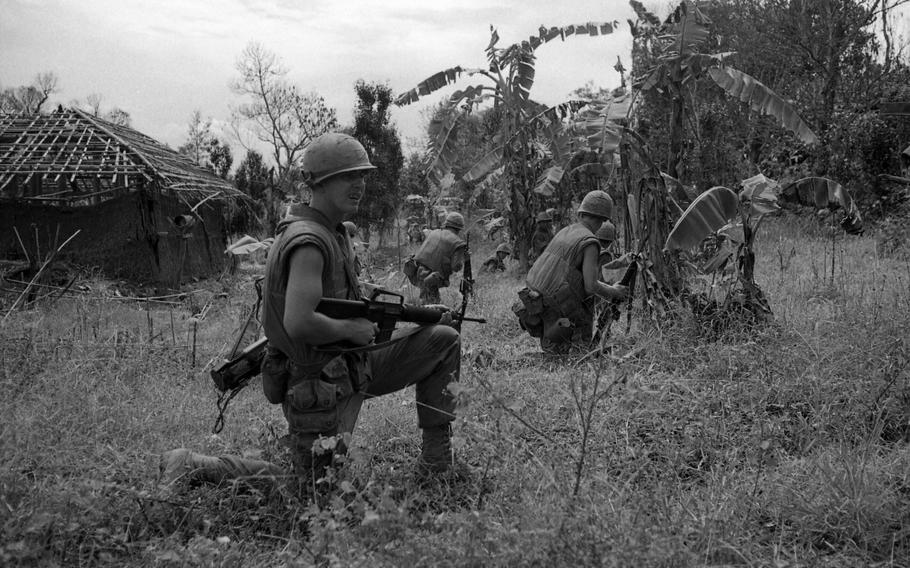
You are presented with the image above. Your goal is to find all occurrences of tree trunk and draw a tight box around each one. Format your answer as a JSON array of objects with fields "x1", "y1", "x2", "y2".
[
  {"x1": 668, "y1": 89, "x2": 686, "y2": 182},
  {"x1": 882, "y1": 0, "x2": 892, "y2": 74}
]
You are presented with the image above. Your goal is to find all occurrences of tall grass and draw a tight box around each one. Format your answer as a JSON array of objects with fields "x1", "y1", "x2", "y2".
[{"x1": 2, "y1": 217, "x2": 909, "y2": 566}]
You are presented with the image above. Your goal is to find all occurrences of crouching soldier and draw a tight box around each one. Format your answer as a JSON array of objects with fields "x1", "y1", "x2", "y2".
[
  {"x1": 482, "y1": 243, "x2": 511, "y2": 272},
  {"x1": 408, "y1": 212, "x2": 467, "y2": 305},
  {"x1": 161, "y1": 133, "x2": 462, "y2": 493},
  {"x1": 512, "y1": 190, "x2": 628, "y2": 353},
  {"x1": 595, "y1": 221, "x2": 633, "y2": 281},
  {"x1": 529, "y1": 210, "x2": 555, "y2": 263}
]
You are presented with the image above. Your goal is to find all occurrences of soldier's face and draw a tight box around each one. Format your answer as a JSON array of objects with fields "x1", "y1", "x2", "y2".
[{"x1": 321, "y1": 170, "x2": 367, "y2": 215}]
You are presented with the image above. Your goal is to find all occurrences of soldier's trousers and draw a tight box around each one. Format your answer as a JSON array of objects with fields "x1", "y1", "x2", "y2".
[
  {"x1": 160, "y1": 324, "x2": 460, "y2": 488},
  {"x1": 284, "y1": 323, "x2": 460, "y2": 476}
]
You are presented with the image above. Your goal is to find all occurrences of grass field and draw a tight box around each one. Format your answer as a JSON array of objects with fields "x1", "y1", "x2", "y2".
[{"x1": 2, "y1": 215, "x2": 909, "y2": 567}]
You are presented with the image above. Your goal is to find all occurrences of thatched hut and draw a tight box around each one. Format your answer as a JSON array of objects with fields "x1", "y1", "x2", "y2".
[{"x1": 0, "y1": 108, "x2": 250, "y2": 286}]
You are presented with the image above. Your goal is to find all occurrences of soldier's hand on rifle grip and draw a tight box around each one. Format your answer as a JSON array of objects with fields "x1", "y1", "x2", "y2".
[
  {"x1": 609, "y1": 284, "x2": 630, "y2": 300},
  {"x1": 347, "y1": 318, "x2": 379, "y2": 345},
  {"x1": 424, "y1": 304, "x2": 454, "y2": 327}
]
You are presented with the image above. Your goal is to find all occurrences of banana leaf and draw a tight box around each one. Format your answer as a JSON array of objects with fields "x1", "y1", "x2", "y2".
[
  {"x1": 661, "y1": 172, "x2": 699, "y2": 200},
  {"x1": 779, "y1": 176, "x2": 863, "y2": 234},
  {"x1": 708, "y1": 67, "x2": 819, "y2": 146},
  {"x1": 661, "y1": 0, "x2": 711, "y2": 56},
  {"x1": 718, "y1": 222, "x2": 744, "y2": 244},
  {"x1": 739, "y1": 173, "x2": 780, "y2": 216},
  {"x1": 464, "y1": 147, "x2": 504, "y2": 183},
  {"x1": 665, "y1": 185, "x2": 739, "y2": 251},
  {"x1": 395, "y1": 66, "x2": 465, "y2": 106},
  {"x1": 701, "y1": 238, "x2": 736, "y2": 273},
  {"x1": 630, "y1": 0, "x2": 661, "y2": 27},
  {"x1": 533, "y1": 166, "x2": 565, "y2": 197}
]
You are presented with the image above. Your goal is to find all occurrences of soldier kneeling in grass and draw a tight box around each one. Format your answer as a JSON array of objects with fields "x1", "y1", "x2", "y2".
[
  {"x1": 161, "y1": 133, "x2": 462, "y2": 495},
  {"x1": 512, "y1": 191, "x2": 629, "y2": 353},
  {"x1": 481, "y1": 243, "x2": 511, "y2": 273}
]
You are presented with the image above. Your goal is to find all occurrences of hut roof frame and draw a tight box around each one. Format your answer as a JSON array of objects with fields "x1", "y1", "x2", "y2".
[{"x1": 0, "y1": 108, "x2": 246, "y2": 205}]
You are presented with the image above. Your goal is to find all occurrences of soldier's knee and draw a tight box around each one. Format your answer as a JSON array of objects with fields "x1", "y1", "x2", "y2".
[{"x1": 425, "y1": 323, "x2": 460, "y2": 352}]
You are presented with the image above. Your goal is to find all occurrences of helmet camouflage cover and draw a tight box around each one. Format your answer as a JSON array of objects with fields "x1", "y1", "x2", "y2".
[
  {"x1": 595, "y1": 221, "x2": 616, "y2": 243},
  {"x1": 577, "y1": 190, "x2": 614, "y2": 220},
  {"x1": 444, "y1": 211, "x2": 465, "y2": 230},
  {"x1": 302, "y1": 132, "x2": 376, "y2": 185}
]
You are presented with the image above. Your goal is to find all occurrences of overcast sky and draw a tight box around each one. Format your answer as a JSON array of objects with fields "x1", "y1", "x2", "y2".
[{"x1": 1, "y1": 0, "x2": 643, "y2": 159}]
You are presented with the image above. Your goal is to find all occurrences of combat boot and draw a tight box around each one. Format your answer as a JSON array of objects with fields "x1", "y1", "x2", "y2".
[{"x1": 419, "y1": 423, "x2": 454, "y2": 474}]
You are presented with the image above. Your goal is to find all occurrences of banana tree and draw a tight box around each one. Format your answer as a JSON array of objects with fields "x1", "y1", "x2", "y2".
[
  {"x1": 664, "y1": 173, "x2": 862, "y2": 319},
  {"x1": 780, "y1": 176, "x2": 864, "y2": 282},
  {"x1": 395, "y1": 21, "x2": 620, "y2": 268},
  {"x1": 663, "y1": 174, "x2": 782, "y2": 318}
]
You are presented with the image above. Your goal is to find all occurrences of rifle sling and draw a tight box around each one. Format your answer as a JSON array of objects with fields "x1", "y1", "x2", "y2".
[{"x1": 312, "y1": 324, "x2": 422, "y2": 354}]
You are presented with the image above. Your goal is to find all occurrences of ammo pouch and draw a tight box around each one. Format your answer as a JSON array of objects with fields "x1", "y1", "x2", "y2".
[
  {"x1": 513, "y1": 287, "x2": 545, "y2": 338},
  {"x1": 403, "y1": 256, "x2": 420, "y2": 285},
  {"x1": 261, "y1": 346, "x2": 290, "y2": 404},
  {"x1": 283, "y1": 354, "x2": 364, "y2": 436}
]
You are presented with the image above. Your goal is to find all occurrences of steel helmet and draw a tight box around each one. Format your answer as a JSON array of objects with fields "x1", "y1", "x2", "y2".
[
  {"x1": 444, "y1": 211, "x2": 465, "y2": 230},
  {"x1": 536, "y1": 210, "x2": 553, "y2": 222},
  {"x1": 577, "y1": 190, "x2": 614, "y2": 220},
  {"x1": 595, "y1": 221, "x2": 616, "y2": 243},
  {"x1": 495, "y1": 243, "x2": 511, "y2": 255},
  {"x1": 342, "y1": 221, "x2": 358, "y2": 237},
  {"x1": 302, "y1": 133, "x2": 376, "y2": 185}
]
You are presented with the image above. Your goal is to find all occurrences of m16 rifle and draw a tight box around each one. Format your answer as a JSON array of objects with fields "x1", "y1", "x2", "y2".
[
  {"x1": 593, "y1": 256, "x2": 639, "y2": 344},
  {"x1": 211, "y1": 290, "x2": 485, "y2": 393},
  {"x1": 454, "y1": 234, "x2": 474, "y2": 332}
]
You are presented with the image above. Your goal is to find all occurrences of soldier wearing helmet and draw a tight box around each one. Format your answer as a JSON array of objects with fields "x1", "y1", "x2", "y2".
[
  {"x1": 161, "y1": 133, "x2": 462, "y2": 491},
  {"x1": 595, "y1": 221, "x2": 633, "y2": 281},
  {"x1": 515, "y1": 190, "x2": 629, "y2": 352},
  {"x1": 481, "y1": 242, "x2": 511, "y2": 273},
  {"x1": 409, "y1": 210, "x2": 468, "y2": 304},
  {"x1": 529, "y1": 209, "x2": 555, "y2": 262}
]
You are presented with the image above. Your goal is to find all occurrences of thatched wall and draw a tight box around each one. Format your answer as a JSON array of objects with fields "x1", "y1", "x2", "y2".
[{"x1": 0, "y1": 189, "x2": 228, "y2": 285}]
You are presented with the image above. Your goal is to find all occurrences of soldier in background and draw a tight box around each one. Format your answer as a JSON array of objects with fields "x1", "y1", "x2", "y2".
[
  {"x1": 529, "y1": 210, "x2": 555, "y2": 262},
  {"x1": 481, "y1": 243, "x2": 511, "y2": 272},
  {"x1": 592, "y1": 220, "x2": 635, "y2": 343},
  {"x1": 410, "y1": 211, "x2": 467, "y2": 304},
  {"x1": 595, "y1": 221, "x2": 633, "y2": 282},
  {"x1": 514, "y1": 191, "x2": 628, "y2": 352}
]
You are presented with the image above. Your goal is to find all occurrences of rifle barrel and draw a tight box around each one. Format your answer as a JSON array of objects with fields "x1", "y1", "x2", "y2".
[{"x1": 457, "y1": 315, "x2": 486, "y2": 323}]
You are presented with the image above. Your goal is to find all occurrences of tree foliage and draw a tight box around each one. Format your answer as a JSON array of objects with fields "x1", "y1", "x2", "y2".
[
  {"x1": 630, "y1": 0, "x2": 910, "y2": 216},
  {"x1": 69, "y1": 92, "x2": 132, "y2": 127},
  {"x1": 207, "y1": 140, "x2": 234, "y2": 179},
  {"x1": 177, "y1": 110, "x2": 233, "y2": 178},
  {"x1": 235, "y1": 149, "x2": 273, "y2": 201},
  {"x1": 178, "y1": 110, "x2": 213, "y2": 166},
  {"x1": 349, "y1": 81, "x2": 404, "y2": 244},
  {"x1": 0, "y1": 72, "x2": 58, "y2": 114}
]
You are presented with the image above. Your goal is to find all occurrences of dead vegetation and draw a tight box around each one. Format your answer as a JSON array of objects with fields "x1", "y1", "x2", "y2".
[{"x1": 2, "y1": 218, "x2": 909, "y2": 567}]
